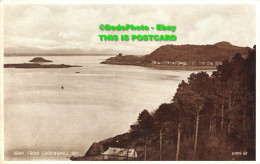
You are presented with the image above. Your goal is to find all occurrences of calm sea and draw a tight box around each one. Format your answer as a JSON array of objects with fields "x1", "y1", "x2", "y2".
[{"x1": 4, "y1": 55, "x2": 214, "y2": 160}]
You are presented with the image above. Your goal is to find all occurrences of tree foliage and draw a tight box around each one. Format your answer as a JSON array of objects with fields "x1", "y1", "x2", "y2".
[{"x1": 128, "y1": 46, "x2": 256, "y2": 161}]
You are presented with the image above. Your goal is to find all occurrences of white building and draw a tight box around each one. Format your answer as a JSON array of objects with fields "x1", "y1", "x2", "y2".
[{"x1": 102, "y1": 147, "x2": 137, "y2": 160}]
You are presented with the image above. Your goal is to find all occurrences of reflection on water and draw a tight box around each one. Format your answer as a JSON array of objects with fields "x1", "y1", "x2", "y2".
[{"x1": 4, "y1": 56, "x2": 214, "y2": 160}]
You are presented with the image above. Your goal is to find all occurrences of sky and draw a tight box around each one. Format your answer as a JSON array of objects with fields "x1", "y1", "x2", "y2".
[{"x1": 4, "y1": 4, "x2": 256, "y2": 55}]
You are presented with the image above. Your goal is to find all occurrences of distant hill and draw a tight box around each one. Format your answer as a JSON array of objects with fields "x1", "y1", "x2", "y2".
[
  {"x1": 4, "y1": 45, "x2": 119, "y2": 56},
  {"x1": 4, "y1": 46, "x2": 86, "y2": 54},
  {"x1": 101, "y1": 42, "x2": 252, "y2": 70},
  {"x1": 145, "y1": 41, "x2": 251, "y2": 62}
]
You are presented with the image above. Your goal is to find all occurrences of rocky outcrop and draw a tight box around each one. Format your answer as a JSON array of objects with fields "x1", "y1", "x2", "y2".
[
  {"x1": 29, "y1": 57, "x2": 53, "y2": 62},
  {"x1": 4, "y1": 57, "x2": 82, "y2": 68},
  {"x1": 85, "y1": 142, "x2": 104, "y2": 156}
]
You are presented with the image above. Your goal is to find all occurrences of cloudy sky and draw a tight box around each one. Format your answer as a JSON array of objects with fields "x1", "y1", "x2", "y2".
[{"x1": 4, "y1": 4, "x2": 256, "y2": 55}]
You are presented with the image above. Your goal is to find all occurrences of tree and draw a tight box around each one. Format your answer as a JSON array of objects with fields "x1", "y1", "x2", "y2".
[
  {"x1": 137, "y1": 109, "x2": 154, "y2": 161},
  {"x1": 153, "y1": 103, "x2": 176, "y2": 125},
  {"x1": 172, "y1": 81, "x2": 189, "y2": 161},
  {"x1": 172, "y1": 80, "x2": 205, "y2": 160}
]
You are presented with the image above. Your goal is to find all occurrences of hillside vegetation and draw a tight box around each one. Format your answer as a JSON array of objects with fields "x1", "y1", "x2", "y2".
[{"x1": 128, "y1": 45, "x2": 256, "y2": 160}]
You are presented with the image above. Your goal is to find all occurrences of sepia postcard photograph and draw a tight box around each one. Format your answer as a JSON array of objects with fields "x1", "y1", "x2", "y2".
[{"x1": 0, "y1": 0, "x2": 259, "y2": 163}]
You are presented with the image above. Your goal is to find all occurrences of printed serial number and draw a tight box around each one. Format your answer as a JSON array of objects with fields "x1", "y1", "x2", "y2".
[{"x1": 232, "y1": 151, "x2": 247, "y2": 155}]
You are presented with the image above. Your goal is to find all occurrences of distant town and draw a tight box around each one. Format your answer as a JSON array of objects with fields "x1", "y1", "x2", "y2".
[
  {"x1": 150, "y1": 60, "x2": 222, "y2": 66},
  {"x1": 102, "y1": 52, "x2": 223, "y2": 70}
]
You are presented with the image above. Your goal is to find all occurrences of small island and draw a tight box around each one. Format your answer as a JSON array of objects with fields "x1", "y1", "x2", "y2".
[
  {"x1": 29, "y1": 57, "x2": 53, "y2": 63},
  {"x1": 4, "y1": 57, "x2": 82, "y2": 69}
]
